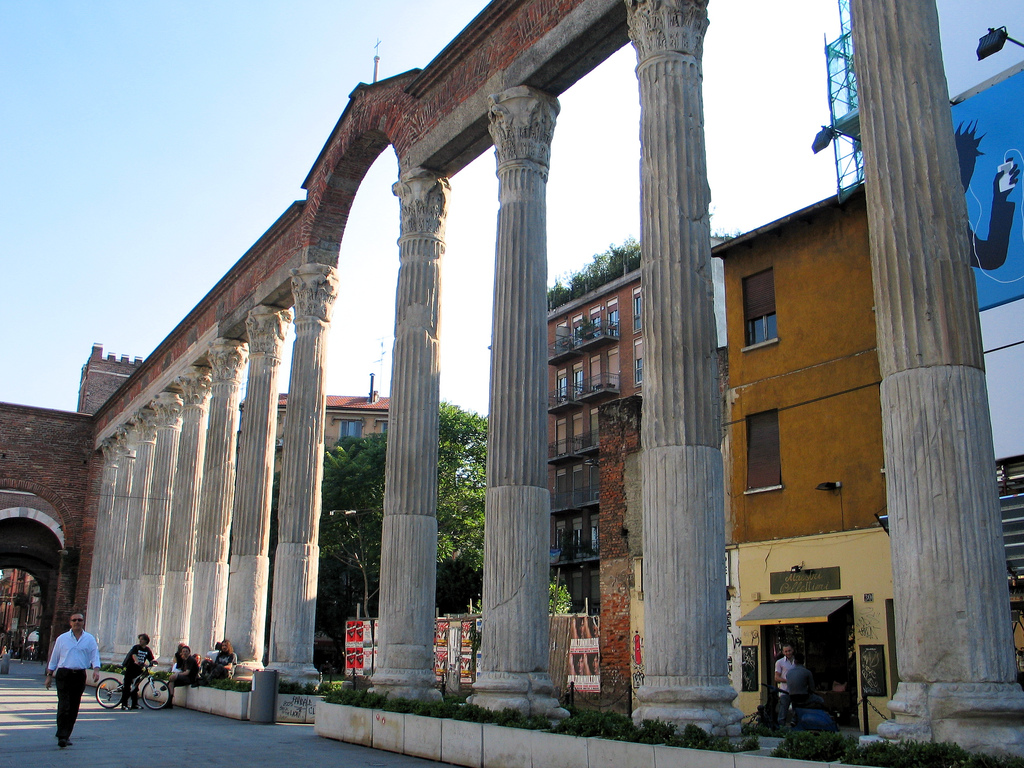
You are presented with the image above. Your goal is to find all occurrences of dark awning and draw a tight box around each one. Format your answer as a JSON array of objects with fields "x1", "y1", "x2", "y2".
[{"x1": 736, "y1": 598, "x2": 851, "y2": 627}]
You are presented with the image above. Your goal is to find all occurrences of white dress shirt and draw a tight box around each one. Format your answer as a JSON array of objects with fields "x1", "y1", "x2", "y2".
[{"x1": 47, "y1": 629, "x2": 101, "y2": 672}]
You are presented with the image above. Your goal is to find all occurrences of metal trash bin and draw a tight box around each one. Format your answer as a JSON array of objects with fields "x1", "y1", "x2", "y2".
[
  {"x1": 249, "y1": 669, "x2": 278, "y2": 723},
  {"x1": 0, "y1": 652, "x2": 10, "y2": 675}
]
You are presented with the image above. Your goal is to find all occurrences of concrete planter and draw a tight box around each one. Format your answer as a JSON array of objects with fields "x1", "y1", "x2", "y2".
[
  {"x1": 182, "y1": 685, "x2": 250, "y2": 720},
  {"x1": 313, "y1": 702, "x2": 839, "y2": 768},
  {"x1": 275, "y1": 693, "x2": 323, "y2": 724}
]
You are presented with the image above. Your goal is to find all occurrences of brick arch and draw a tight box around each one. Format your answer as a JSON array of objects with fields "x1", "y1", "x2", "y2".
[
  {"x1": 0, "y1": 506, "x2": 65, "y2": 547},
  {"x1": 300, "y1": 73, "x2": 423, "y2": 258},
  {"x1": 0, "y1": 477, "x2": 76, "y2": 545}
]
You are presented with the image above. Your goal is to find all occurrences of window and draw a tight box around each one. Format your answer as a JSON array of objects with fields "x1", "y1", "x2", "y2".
[
  {"x1": 607, "y1": 347, "x2": 618, "y2": 377},
  {"x1": 572, "y1": 363, "x2": 584, "y2": 397},
  {"x1": 339, "y1": 419, "x2": 362, "y2": 438},
  {"x1": 607, "y1": 305, "x2": 619, "y2": 334},
  {"x1": 376, "y1": 419, "x2": 388, "y2": 434},
  {"x1": 632, "y1": 289, "x2": 642, "y2": 331},
  {"x1": 746, "y1": 410, "x2": 781, "y2": 490},
  {"x1": 634, "y1": 338, "x2": 644, "y2": 386},
  {"x1": 743, "y1": 269, "x2": 778, "y2": 346},
  {"x1": 556, "y1": 370, "x2": 568, "y2": 401}
]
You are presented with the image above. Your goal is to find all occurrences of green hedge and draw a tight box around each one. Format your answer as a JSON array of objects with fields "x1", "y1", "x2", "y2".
[{"x1": 771, "y1": 731, "x2": 1024, "y2": 768}]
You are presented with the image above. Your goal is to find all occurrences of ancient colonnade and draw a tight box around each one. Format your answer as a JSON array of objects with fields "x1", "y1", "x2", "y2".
[{"x1": 82, "y1": 0, "x2": 1021, "y2": 750}]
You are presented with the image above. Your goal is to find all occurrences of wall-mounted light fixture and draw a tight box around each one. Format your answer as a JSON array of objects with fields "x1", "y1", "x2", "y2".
[
  {"x1": 816, "y1": 481, "x2": 842, "y2": 491},
  {"x1": 874, "y1": 512, "x2": 890, "y2": 535},
  {"x1": 790, "y1": 564, "x2": 803, "y2": 574},
  {"x1": 977, "y1": 27, "x2": 1024, "y2": 60}
]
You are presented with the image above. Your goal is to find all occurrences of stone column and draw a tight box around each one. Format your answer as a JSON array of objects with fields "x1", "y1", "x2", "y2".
[
  {"x1": 189, "y1": 339, "x2": 248, "y2": 654},
  {"x1": 850, "y1": 0, "x2": 1024, "y2": 755},
  {"x1": 625, "y1": 0, "x2": 741, "y2": 735},
  {"x1": 372, "y1": 168, "x2": 450, "y2": 701},
  {"x1": 469, "y1": 86, "x2": 564, "y2": 719},
  {"x1": 225, "y1": 305, "x2": 291, "y2": 675},
  {"x1": 86, "y1": 438, "x2": 118, "y2": 652},
  {"x1": 161, "y1": 367, "x2": 212, "y2": 653},
  {"x1": 269, "y1": 263, "x2": 338, "y2": 679},
  {"x1": 99, "y1": 428, "x2": 132, "y2": 662},
  {"x1": 138, "y1": 391, "x2": 183, "y2": 657},
  {"x1": 115, "y1": 410, "x2": 158, "y2": 656}
]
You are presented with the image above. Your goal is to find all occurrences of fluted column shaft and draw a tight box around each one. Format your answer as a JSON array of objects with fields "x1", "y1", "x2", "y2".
[
  {"x1": 850, "y1": 0, "x2": 1024, "y2": 754},
  {"x1": 161, "y1": 367, "x2": 211, "y2": 652},
  {"x1": 116, "y1": 412, "x2": 157, "y2": 656},
  {"x1": 99, "y1": 429, "x2": 132, "y2": 661},
  {"x1": 190, "y1": 339, "x2": 248, "y2": 654},
  {"x1": 86, "y1": 439, "x2": 118, "y2": 651},
  {"x1": 226, "y1": 306, "x2": 291, "y2": 673},
  {"x1": 373, "y1": 168, "x2": 450, "y2": 700},
  {"x1": 269, "y1": 263, "x2": 338, "y2": 679},
  {"x1": 138, "y1": 392, "x2": 183, "y2": 657},
  {"x1": 626, "y1": 0, "x2": 741, "y2": 735},
  {"x1": 470, "y1": 86, "x2": 564, "y2": 720}
]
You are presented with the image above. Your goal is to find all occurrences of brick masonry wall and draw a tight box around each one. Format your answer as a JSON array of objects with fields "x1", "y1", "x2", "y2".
[
  {"x1": 597, "y1": 395, "x2": 642, "y2": 712},
  {"x1": 0, "y1": 403, "x2": 100, "y2": 647}
]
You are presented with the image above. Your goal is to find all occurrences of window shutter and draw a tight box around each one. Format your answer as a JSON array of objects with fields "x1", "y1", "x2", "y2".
[
  {"x1": 744, "y1": 269, "x2": 776, "y2": 320},
  {"x1": 747, "y1": 410, "x2": 781, "y2": 489}
]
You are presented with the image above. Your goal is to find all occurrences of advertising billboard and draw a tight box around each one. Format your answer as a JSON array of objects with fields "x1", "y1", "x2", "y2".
[{"x1": 952, "y1": 68, "x2": 1024, "y2": 310}]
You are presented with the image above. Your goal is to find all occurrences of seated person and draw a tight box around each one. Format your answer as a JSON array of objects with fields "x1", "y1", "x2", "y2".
[
  {"x1": 166, "y1": 644, "x2": 200, "y2": 706},
  {"x1": 201, "y1": 639, "x2": 237, "y2": 681},
  {"x1": 786, "y1": 652, "x2": 825, "y2": 709}
]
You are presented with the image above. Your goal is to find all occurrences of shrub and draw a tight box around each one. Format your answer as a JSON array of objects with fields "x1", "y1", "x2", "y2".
[
  {"x1": 771, "y1": 731, "x2": 857, "y2": 763},
  {"x1": 552, "y1": 708, "x2": 637, "y2": 741},
  {"x1": 206, "y1": 678, "x2": 252, "y2": 692},
  {"x1": 277, "y1": 679, "x2": 321, "y2": 696},
  {"x1": 672, "y1": 723, "x2": 737, "y2": 753},
  {"x1": 99, "y1": 664, "x2": 124, "y2": 673}
]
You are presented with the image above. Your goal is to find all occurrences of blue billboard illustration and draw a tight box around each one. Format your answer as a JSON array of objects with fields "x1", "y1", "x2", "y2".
[{"x1": 952, "y1": 69, "x2": 1024, "y2": 310}]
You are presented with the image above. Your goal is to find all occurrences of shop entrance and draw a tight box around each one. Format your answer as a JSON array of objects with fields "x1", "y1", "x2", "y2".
[{"x1": 762, "y1": 600, "x2": 858, "y2": 726}]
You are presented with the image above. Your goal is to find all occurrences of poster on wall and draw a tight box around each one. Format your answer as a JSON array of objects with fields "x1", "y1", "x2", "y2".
[
  {"x1": 344, "y1": 620, "x2": 375, "y2": 675},
  {"x1": 631, "y1": 629, "x2": 645, "y2": 689},
  {"x1": 567, "y1": 615, "x2": 600, "y2": 693},
  {"x1": 952, "y1": 69, "x2": 1024, "y2": 310}
]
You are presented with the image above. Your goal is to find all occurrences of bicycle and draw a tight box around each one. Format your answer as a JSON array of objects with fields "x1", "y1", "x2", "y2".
[{"x1": 95, "y1": 666, "x2": 170, "y2": 710}]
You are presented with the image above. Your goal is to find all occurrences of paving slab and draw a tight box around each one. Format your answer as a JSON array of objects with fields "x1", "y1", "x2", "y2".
[{"x1": 0, "y1": 663, "x2": 440, "y2": 768}]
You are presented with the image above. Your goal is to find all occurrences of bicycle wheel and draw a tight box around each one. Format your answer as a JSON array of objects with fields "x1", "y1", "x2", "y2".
[
  {"x1": 95, "y1": 678, "x2": 123, "y2": 709},
  {"x1": 141, "y1": 678, "x2": 170, "y2": 710}
]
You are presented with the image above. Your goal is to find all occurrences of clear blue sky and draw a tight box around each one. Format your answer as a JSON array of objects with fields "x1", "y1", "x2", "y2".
[{"x1": 2, "y1": 1, "x2": 1021, "y2": 418}]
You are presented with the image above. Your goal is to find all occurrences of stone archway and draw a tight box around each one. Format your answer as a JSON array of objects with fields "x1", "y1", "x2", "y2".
[{"x1": 0, "y1": 513, "x2": 64, "y2": 659}]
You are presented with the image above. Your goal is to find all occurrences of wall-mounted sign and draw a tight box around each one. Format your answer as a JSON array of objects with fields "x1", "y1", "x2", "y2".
[{"x1": 769, "y1": 567, "x2": 841, "y2": 595}]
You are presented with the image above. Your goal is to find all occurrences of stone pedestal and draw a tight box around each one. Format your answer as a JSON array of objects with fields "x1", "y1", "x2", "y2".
[
  {"x1": 190, "y1": 339, "x2": 248, "y2": 655},
  {"x1": 226, "y1": 306, "x2": 291, "y2": 675},
  {"x1": 469, "y1": 86, "x2": 565, "y2": 720},
  {"x1": 850, "y1": 0, "x2": 1024, "y2": 755},
  {"x1": 99, "y1": 428, "x2": 132, "y2": 663},
  {"x1": 161, "y1": 367, "x2": 211, "y2": 653},
  {"x1": 372, "y1": 168, "x2": 449, "y2": 702},
  {"x1": 269, "y1": 263, "x2": 338, "y2": 680},
  {"x1": 138, "y1": 392, "x2": 183, "y2": 658},
  {"x1": 116, "y1": 411, "x2": 157, "y2": 657},
  {"x1": 625, "y1": 0, "x2": 741, "y2": 735}
]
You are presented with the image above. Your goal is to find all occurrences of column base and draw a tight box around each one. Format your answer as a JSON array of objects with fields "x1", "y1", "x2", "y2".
[
  {"x1": 233, "y1": 661, "x2": 263, "y2": 681},
  {"x1": 469, "y1": 671, "x2": 568, "y2": 721},
  {"x1": 633, "y1": 679, "x2": 743, "y2": 737},
  {"x1": 877, "y1": 682, "x2": 1024, "y2": 757},
  {"x1": 370, "y1": 668, "x2": 442, "y2": 702},
  {"x1": 268, "y1": 662, "x2": 320, "y2": 683}
]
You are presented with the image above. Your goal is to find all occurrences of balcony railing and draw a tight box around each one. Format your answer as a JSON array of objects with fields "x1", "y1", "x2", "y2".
[
  {"x1": 578, "y1": 372, "x2": 619, "y2": 401},
  {"x1": 551, "y1": 484, "x2": 600, "y2": 512},
  {"x1": 548, "y1": 383, "x2": 583, "y2": 412},
  {"x1": 549, "y1": 542, "x2": 600, "y2": 564},
  {"x1": 548, "y1": 318, "x2": 621, "y2": 362}
]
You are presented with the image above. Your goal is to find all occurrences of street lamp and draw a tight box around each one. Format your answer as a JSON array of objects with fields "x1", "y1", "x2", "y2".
[{"x1": 977, "y1": 27, "x2": 1024, "y2": 61}]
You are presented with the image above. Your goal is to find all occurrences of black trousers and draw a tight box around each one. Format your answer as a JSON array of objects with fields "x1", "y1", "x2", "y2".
[
  {"x1": 120, "y1": 668, "x2": 141, "y2": 708},
  {"x1": 54, "y1": 668, "x2": 87, "y2": 740}
]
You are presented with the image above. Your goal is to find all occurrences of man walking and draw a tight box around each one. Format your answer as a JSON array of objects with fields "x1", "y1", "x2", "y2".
[{"x1": 45, "y1": 612, "x2": 100, "y2": 748}]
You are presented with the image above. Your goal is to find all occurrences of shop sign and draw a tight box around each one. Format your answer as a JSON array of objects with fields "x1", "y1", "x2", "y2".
[{"x1": 769, "y1": 567, "x2": 841, "y2": 595}]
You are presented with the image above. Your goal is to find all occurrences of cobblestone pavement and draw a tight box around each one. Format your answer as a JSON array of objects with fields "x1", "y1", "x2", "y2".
[{"x1": 0, "y1": 663, "x2": 440, "y2": 768}]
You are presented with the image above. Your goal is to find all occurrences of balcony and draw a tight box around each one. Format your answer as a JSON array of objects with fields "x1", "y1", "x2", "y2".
[
  {"x1": 548, "y1": 384, "x2": 583, "y2": 413},
  {"x1": 550, "y1": 542, "x2": 600, "y2": 564},
  {"x1": 548, "y1": 334, "x2": 580, "y2": 364},
  {"x1": 576, "y1": 320, "x2": 620, "y2": 353},
  {"x1": 551, "y1": 484, "x2": 600, "y2": 512},
  {"x1": 578, "y1": 372, "x2": 620, "y2": 402},
  {"x1": 577, "y1": 429, "x2": 600, "y2": 456},
  {"x1": 548, "y1": 436, "x2": 583, "y2": 463}
]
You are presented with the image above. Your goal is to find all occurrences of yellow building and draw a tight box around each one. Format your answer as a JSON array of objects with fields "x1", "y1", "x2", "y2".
[{"x1": 719, "y1": 189, "x2": 895, "y2": 731}]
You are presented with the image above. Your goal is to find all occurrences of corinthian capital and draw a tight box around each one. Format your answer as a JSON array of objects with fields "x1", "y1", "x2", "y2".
[
  {"x1": 150, "y1": 391, "x2": 184, "y2": 430},
  {"x1": 246, "y1": 306, "x2": 293, "y2": 358},
  {"x1": 207, "y1": 339, "x2": 249, "y2": 386},
  {"x1": 625, "y1": 0, "x2": 709, "y2": 62},
  {"x1": 291, "y1": 263, "x2": 339, "y2": 324},
  {"x1": 112, "y1": 427, "x2": 131, "y2": 459},
  {"x1": 393, "y1": 168, "x2": 451, "y2": 241},
  {"x1": 176, "y1": 366, "x2": 213, "y2": 408},
  {"x1": 129, "y1": 408, "x2": 159, "y2": 445},
  {"x1": 487, "y1": 86, "x2": 559, "y2": 173}
]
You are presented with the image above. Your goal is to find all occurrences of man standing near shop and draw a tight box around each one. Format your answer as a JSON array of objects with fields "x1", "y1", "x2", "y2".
[
  {"x1": 774, "y1": 643, "x2": 796, "y2": 727},
  {"x1": 44, "y1": 612, "x2": 100, "y2": 748}
]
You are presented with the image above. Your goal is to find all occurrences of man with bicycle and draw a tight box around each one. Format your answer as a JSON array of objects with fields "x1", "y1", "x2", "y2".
[
  {"x1": 45, "y1": 612, "x2": 100, "y2": 749},
  {"x1": 120, "y1": 633, "x2": 156, "y2": 710}
]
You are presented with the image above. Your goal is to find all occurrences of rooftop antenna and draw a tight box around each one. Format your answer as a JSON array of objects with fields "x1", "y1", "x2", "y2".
[{"x1": 373, "y1": 39, "x2": 381, "y2": 83}]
